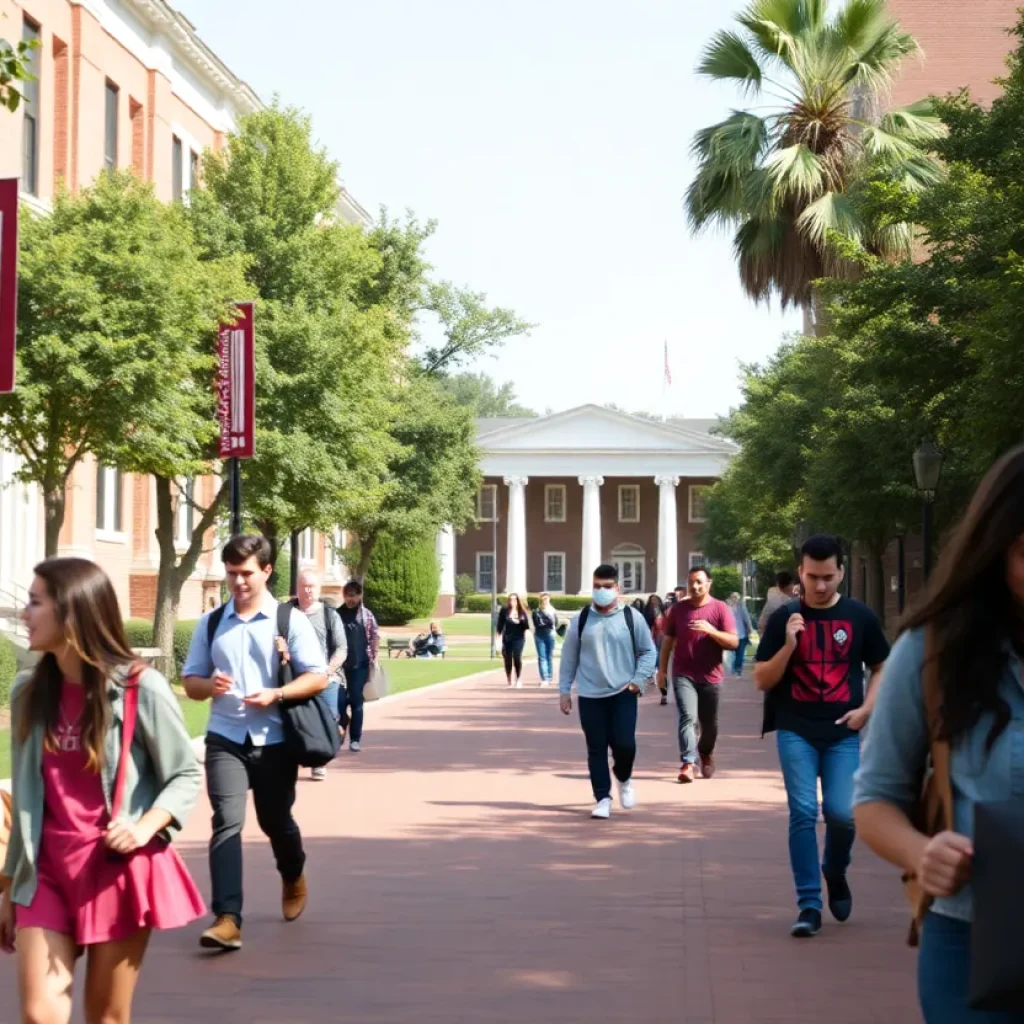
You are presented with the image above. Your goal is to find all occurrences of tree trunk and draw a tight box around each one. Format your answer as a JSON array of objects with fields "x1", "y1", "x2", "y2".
[
  {"x1": 355, "y1": 532, "x2": 377, "y2": 583},
  {"x1": 867, "y1": 543, "x2": 887, "y2": 630},
  {"x1": 43, "y1": 486, "x2": 66, "y2": 558}
]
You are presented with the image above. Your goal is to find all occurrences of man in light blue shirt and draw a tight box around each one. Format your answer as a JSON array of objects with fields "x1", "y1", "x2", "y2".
[
  {"x1": 183, "y1": 534, "x2": 327, "y2": 951},
  {"x1": 559, "y1": 563, "x2": 657, "y2": 819}
]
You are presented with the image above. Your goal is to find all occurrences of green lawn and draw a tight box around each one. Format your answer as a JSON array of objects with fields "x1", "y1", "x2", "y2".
[{"x1": 407, "y1": 613, "x2": 494, "y2": 637}]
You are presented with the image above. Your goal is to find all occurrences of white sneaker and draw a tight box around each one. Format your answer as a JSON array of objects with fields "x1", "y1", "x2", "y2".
[
  {"x1": 350, "y1": 741, "x2": 361, "y2": 753},
  {"x1": 618, "y1": 778, "x2": 636, "y2": 810},
  {"x1": 514, "y1": 680, "x2": 523, "y2": 689},
  {"x1": 591, "y1": 797, "x2": 612, "y2": 819},
  {"x1": 310, "y1": 766, "x2": 327, "y2": 781}
]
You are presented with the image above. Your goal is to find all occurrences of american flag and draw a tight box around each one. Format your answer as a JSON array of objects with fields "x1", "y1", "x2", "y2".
[{"x1": 664, "y1": 340, "x2": 672, "y2": 387}]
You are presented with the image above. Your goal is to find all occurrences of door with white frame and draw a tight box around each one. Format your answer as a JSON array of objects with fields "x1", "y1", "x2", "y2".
[{"x1": 611, "y1": 544, "x2": 646, "y2": 594}]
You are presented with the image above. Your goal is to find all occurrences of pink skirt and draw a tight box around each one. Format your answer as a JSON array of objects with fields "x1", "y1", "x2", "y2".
[{"x1": 17, "y1": 826, "x2": 205, "y2": 946}]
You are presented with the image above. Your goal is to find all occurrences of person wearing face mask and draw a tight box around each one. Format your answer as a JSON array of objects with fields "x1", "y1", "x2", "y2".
[{"x1": 558, "y1": 564, "x2": 657, "y2": 819}]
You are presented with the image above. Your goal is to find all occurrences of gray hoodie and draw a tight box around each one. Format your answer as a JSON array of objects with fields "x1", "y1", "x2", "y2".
[{"x1": 558, "y1": 604, "x2": 657, "y2": 698}]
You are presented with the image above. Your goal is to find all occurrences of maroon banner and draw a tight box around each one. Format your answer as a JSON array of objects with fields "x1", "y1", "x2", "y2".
[
  {"x1": 0, "y1": 179, "x2": 19, "y2": 395},
  {"x1": 217, "y1": 301, "x2": 255, "y2": 459}
]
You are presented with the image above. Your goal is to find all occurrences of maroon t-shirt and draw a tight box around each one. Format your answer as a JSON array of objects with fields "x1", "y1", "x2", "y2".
[{"x1": 665, "y1": 597, "x2": 737, "y2": 684}]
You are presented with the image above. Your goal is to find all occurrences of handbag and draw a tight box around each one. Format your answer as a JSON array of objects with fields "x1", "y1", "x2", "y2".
[
  {"x1": 363, "y1": 662, "x2": 388, "y2": 703},
  {"x1": 275, "y1": 604, "x2": 342, "y2": 768},
  {"x1": 107, "y1": 668, "x2": 146, "y2": 862},
  {"x1": 969, "y1": 800, "x2": 1024, "y2": 1010}
]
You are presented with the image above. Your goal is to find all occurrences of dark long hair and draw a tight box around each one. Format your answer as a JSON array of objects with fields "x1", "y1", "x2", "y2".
[
  {"x1": 901, "y1": 446, "x2": 1024, "y2": 748},
  {"x1": 644, "y1": 594, "x2": 664, "y2": 627},
  {"x1": 16, "y1": 558, "x2": 140, "y2": 772},
  {"x1": 505, "y1": 593, "x2": 526, "y2": 617}
]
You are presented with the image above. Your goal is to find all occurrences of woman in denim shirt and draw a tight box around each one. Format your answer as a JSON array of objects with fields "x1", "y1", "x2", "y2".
[{"x1": 855, "y1": 446, "x2": 1024, "y2": 1023}]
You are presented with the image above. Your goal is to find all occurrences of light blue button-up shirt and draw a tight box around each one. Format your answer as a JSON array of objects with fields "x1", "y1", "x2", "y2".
[{"x1": 183, "y1": 592, "x2": 327, "y2": 747}]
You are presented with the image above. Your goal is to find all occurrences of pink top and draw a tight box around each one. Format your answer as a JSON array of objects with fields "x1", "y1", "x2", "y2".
[{"x1": 41, "y1": 681, "x2": 107, "y2": 837}]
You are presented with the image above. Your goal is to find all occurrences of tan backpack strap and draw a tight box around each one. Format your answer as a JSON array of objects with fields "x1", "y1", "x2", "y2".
[{"x1": 922, "y1": 626, "x2": 954, "y2": 832}]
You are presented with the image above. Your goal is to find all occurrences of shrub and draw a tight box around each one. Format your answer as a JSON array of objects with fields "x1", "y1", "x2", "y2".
[
  {"x1": 123, "y1": 618, "x2": 201, "y2": 680},
  {"x1": 270, "y1": 547, "x2": 292, "y2": 601},
  {"x1": 454, "y1": 574, "x2": 475, "y2": 611},
  {"x1": 0, "y1": 635, "x2": 19, "y2": 708},
  {"x1": 364, "y1": 534, "x2": 439, "y2": 626},
  {"x1": 708, "y1": 565, "x2": 743, "y2": 601}
]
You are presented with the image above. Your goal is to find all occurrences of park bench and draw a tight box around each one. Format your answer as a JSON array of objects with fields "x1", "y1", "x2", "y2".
[{"x1": 385, "y1": 637, "x2": 446, "y2": 659}]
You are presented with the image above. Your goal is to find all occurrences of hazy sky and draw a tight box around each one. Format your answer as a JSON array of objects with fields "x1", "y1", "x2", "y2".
[{"x1": 173, "y1": 0, "x2": 801, "y2": 418}]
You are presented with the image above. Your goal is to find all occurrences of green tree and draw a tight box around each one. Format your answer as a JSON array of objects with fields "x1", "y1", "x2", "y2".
[
  {"x1": 439, "y1": 371, "x2": 536, "y2": 417},
  {"x1": 0, "y1": 31, "x2": 36, "y2": 113},
  {"x1": 686, "y1": 0, "x2": 943, "y2": 316},
  {"x1": 363, "y1": 532, "x2": 440, "y2": 625}
]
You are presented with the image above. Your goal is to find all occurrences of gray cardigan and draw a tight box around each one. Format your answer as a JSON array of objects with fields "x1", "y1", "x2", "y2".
[{"x1": 2, "y1": 666, "x2": 202, "y2": 907}]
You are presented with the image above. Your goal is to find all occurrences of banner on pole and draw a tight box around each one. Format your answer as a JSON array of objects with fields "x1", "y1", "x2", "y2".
[
  {"x1": 0, "y1": 179, "x2": 19, "y2": 395},
  {"x1": 217, "y1": 301, "x2": 255, "y2": 459}
]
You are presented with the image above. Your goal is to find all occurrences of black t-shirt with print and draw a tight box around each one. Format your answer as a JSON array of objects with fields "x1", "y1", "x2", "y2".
[{"x1": 755, "y1": 597, "x2": 890, "y2": 743}]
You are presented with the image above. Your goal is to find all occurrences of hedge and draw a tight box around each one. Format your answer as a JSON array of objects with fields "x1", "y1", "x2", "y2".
[
  {"x1": 363, "y1": 534, "x2": 439, "y2": 626},
  {"x1": 124, "y1": 619, "x2": 200, "y2": 679},
  {"x1": 0, "y1": 635, "x2": 18, "y2": 708},
  {"x1": 463, "y1": 594, "x2": 591, "y2": 614}
]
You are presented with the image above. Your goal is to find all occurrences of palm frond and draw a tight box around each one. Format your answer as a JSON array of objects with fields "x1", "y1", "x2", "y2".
[
  {"x1": 796, "y1": 190, "x2": 863, "y2": 250},
  {"x1": 697, "y1": 30, "x2": 763, "y2": 94},
  {"x1": 691, "y1": 111, "x2": 770, "y2": 165},
  {"x1": 764, "y1": 144, "x2": 826, "y2": 203},
  {"x1": 859, "y1": 124, "x2": 922, "y2": 164},
  {"x1": 842, "y1": 23, "x2": 920, "y2": 93},
  {"x1": 878, "y1": 101, "x2": 946, "y2": 143},
  {"x1": 736, "y1": 213, "x2": 821, "y2": 308}
]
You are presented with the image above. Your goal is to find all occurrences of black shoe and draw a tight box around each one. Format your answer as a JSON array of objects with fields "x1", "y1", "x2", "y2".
[
  {"x1": 660, "y1": 695, "x2": 668, "y2": 706},
  {"x1": 825, "y1": 875, "x2": 852, "y2": 922},
  {"x1": 791, "y1": 908, "x2": 822, "y2": 938}
]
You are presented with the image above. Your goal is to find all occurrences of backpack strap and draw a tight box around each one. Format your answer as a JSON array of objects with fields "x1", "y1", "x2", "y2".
[
  {"x1": 276, "y1": 602, "x2": 293, "y2": 688},
  {"x1": 322, "y1": 603, "x2": 337, "y2": 663},
  {"x1": 577, "y1": 605, "x2": 590, "y2": 638},
  {"x1": 577, "y1": 604, "x2": 638, "y2": 667},
  {"x1": 206, "y1": 604, "x2": 227, "y2": 649}
]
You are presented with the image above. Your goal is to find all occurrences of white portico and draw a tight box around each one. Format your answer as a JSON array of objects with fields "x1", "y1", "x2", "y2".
[{"x1": 452, "y1": 405, "x2": 737, "y2": 598}]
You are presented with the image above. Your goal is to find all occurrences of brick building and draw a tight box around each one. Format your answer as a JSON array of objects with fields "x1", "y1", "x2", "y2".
[{"x1": 0, "y1": 0, "x2": 368, "y2": 621}]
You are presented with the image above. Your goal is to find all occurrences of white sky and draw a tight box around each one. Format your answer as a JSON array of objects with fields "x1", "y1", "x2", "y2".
[{"x1": 173, "y1": 0, "x2": 802, "y2": 418}]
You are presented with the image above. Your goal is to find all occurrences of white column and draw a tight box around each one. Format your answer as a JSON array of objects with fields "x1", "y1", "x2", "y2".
[
  {"x1": 655, "y1": 475, "x2": 681, "y2": 596},
  {"x1": 436, "y1": 524, "x2": 455, "y2": 597},
  {"x1": 578, "y1": 475, "x2": 604, "y2": 594},
  {"x1": 503, "y1": 476, "x2": 528, "y2": 594}
]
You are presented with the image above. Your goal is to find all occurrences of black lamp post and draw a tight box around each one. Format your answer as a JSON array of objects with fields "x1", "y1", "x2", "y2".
[{"x1": 912, "y1": 440, "x2": 944, "y2": 582}]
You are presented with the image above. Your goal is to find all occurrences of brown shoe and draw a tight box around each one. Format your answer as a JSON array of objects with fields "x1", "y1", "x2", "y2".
[
  {"x1": 700, "y1": 754, "x2": 716, "y2": 779},
  {"x1": 677, "y1": 763, "x2": 696, "y2": 784},
  {"x1": 282, "y1": 875, "x2": 308, "y2": 922},
  {"x1": 199, "y1": 915, "x2": 242, "y2": 951}
]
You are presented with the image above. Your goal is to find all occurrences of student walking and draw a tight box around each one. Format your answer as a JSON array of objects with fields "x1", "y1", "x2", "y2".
[
  {"x1": 657, "y1": 566, "x2": 738, "y2": 783},
  {"x1": 755, "y1": 534, "x2": 889, "y2": 939},
  {"x1": 559, "y1": 564, "x2": 657, "y2": 819},
  {"x1": 290, "y1": 570, "x2": 347, "y2": 780},
  {"x1": 0, "y1": 558, "x2": 204, "y2": 1023},
  {"x1": 496, "y1": 593, "x2": 531, "y2": 687},
  {"x1": 337, "y1": 580, "x2": 380, "y2": 753},
  {"x1": 855, "y1": 447, "x2": 1024, "y2": 1022},
  {"x1": 183, "y1": 535, "x2": 328, "y2": 952},
  {"x1": 531, "y1": 593, "x2": 560, "y2": 686},
  {"x1": 644, "y1": 594, "x2": 669, "y2": 704},
  {"x1": 728, "y1": 593, "x2": 755, "y2": 677}
]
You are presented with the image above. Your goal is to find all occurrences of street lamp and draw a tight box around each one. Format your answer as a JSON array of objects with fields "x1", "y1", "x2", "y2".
[{"x1": 913, "y1": 440, "x2": 944, "y2": 581}]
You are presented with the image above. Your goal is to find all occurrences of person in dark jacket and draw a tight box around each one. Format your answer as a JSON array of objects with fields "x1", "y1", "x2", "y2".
[
  {"x1": 496, "y1": 593, "x2": 531, "y2": 688},
  {"x1": 531, "y1": 593, "x2": 560, "y2": 687}
]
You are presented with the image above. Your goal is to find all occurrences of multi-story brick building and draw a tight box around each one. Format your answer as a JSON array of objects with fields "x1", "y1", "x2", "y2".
[{"x1": 0, "y1": 0, "x2": 368, "y2": 622}]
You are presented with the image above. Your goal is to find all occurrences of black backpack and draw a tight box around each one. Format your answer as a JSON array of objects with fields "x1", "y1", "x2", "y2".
[{"x1": 577, "y1": 604, "x2": 639, "y2": 668}]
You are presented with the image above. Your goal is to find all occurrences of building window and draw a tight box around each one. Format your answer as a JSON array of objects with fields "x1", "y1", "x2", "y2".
[
  {"x1": 611, "y1": 544, "x2": 645, "y2": 593},
  {"x1": 174, "y1": 478, "x2": 195, "y2": 547},
  {"x1": 476, "y1": 552, "x2": 495, "y2": 593},
  {"x1": 95, "y1": 466, "x2": 124, "y2": 535},
  {"x1": 618, "y1": 484, "x2": 640, "y2": 523},
  {"x1": 689, "y1": 485, "x2": 709, "y2": 523},
  {"x1": 299, "y1": 528, "x2": 315, "y2": 563},
  {"x1": 544, "y1": 484, "x2": 565, "y2": 522},
  {"x1": 331, "y1": 528, "x2": 346, "y2": 567},
  {"x1": 544, "y1": 552, "x2": 566, "y2": 593},
  {"x1": 104, "y1": 81, "x2": 119, "y2": 172},
  {"x1": 172, "y1": 136, "x2": 183, "y2": 200},
  {"x1": 689, "y1": 552, "x2": 707, "y2": 570},
  {"x1": 476, "y1": 483, "x2": 496, "y2": 522},
  {"x1": 21, "y1": 18, "x2": 41, "y2": 196},
  {"x1": 189, "y1": 149, "x2": 199, "y2": 191}
]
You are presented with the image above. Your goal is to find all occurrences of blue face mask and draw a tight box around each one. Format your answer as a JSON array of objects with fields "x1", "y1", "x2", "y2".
[{"x1": 592, "y1": 587, "x2": 618, "y2": 608}]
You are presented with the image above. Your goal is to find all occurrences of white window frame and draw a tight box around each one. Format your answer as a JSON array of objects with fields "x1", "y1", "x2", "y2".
[
  {"x1": 544, "y1": 484, "x2": 566, "y2": 523},
  {"x1": 95, "y1": 465, "x2": 126, "y2": 543},
  {"x1": 689, "y1": 552, "x2": 707, "y2": 570},
  {"x1": 174, "y1": 477, "x2": 196, "y2": 553},
  {"x1": 476, "y1": 483, "x2": 497, "y2": 522},
  {"x1": 298, "y1": 528, "x2": 316, "y2": 565},
  {"x1": 543, "y1": 551, "x2": 566, "y2": 594},
  {"x1": 689, "y1": 485, "x2": 709, "y2": 523},
  {"x1": 476, "y1": 551, "x2": 495, "y2": 593},
  {"x1": 618, "y1": 484, "x2": 640, "y2": 523}
]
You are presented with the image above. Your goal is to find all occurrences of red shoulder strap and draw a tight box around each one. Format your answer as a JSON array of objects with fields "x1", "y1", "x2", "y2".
[{"x1": 111, "y1": 667, "x2": 142, "y2": 821}]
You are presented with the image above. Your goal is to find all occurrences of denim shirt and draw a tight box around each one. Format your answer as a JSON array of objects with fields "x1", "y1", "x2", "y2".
[{"x1": 854, "y1": 629, "x2": 1024, "y2": 922}]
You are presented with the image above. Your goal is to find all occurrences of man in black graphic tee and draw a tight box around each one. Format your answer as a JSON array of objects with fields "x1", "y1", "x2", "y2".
[{"x1": 755, "y1": 535, "x2": 890, "y2": 939}]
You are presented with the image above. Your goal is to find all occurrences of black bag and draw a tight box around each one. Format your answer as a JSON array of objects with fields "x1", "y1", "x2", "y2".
[
  {"x1": 969, "y1": 800, "x2": 1024, "y2": 1011},
  {"x1": 206, "y1": 602, "x2": 340, "y2": 768}
]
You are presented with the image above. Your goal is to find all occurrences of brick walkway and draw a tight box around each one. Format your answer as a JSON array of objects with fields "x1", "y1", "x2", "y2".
[{"x1": 0, "y1": 670, "x2": 919, "y2": 1023}]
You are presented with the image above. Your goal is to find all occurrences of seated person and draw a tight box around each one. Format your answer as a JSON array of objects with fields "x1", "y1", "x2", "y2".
[{"x1": 409, "y1": 622, "x2": 446, "y2": 658}]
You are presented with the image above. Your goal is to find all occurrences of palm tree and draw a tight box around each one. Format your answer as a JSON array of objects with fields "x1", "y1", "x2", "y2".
[{"x1": 686, "y1": 0, "x2": 944, "y2": 319}]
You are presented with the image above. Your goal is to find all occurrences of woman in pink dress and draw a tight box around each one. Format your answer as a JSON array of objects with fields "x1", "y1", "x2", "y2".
[{"x1": 0, "y1": 558, "x2": 205, "y2": 1023}]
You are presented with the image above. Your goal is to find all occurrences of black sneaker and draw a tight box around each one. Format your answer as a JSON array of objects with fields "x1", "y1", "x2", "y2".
[
  {"x1": 791, "y1": 908, "x2": 822, "y2": 938},
  {"x1": 660, "y1": 694, "x2": 668, "y2": 706},
  {"x1": 825, "y1": 875, "x2": 853, "y2": 922}
]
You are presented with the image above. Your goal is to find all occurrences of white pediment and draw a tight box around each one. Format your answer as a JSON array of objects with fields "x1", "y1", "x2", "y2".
[{"x1": 478, "y1": 405, "x2": 736, "y2": 455}]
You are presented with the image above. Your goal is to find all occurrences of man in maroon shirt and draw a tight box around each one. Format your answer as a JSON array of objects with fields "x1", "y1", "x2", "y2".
[{"x1": 656, "y1": 566, "x2": 738, "y2": 782}]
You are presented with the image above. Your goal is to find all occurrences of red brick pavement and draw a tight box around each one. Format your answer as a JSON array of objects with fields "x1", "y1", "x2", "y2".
[{"x1": 0, "y1": 670, "x2": 920, "y2": 1023}]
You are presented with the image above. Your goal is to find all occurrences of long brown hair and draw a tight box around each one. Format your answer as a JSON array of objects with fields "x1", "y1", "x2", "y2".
[
  {"x1": 16, "y1": 558, "x2": 140, "y2": 771},
  {"x1": 901, "y1": 445, "x2": 1024, "y2": 749},
  {"x1": 505, "y1": 593, "x2": 525, "y2": 616}
]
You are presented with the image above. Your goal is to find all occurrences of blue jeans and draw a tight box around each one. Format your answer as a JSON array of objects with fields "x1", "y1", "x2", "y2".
[
  {"x1": 776, "y1": 729, "x2": 859, "y2": 910},
  {"x1": 341, "y1": 663, "x2": 370, "y2": 742},
  {"x1": 733, "y1": 638, "x2": 749, "y2": 675},
  {"x1": 535, "y1": 630, "x2": 556, "y2": 682},
  {"x1": 578, "y1": 689, "x2": 638, "y2": 801},
  {"x1": 919, "y1": 912, "x2": 1024, "y2": 1023}
]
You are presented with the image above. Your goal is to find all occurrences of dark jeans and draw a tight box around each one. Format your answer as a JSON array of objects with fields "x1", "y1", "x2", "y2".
[
  {"x1": 578, "y1": 688, "x2": 638, "y2": 801},
  {"x1": 918, "y1": 912, "x2": 1024, "y2": 1023},
  {"x1": 672, "y1": 675, "x2": 720, "y2": 763},
  {"x1": 341, "y1": 663, "x2": 370, "y2": 742},
  {"x1": 534, "y1": 630, "x2": 556, "y2": 682},
  {"x1": 733, "y1": 639, "x2": 749, "y2": 675},
  {"x1": 205, "y1": 732, "x2": 305, "y2": 926},
  {"x1": 503, "y1": 638, "x2": 525, "y2": 679},
  {"x1": 776, "y1": 729, "x2": 859, "y2": 911}
]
